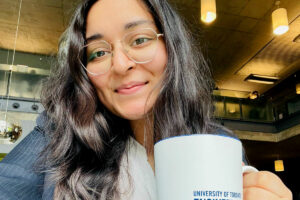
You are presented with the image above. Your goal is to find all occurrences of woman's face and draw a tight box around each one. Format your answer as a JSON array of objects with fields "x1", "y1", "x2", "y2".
[{"x1": 85, "y1": 0, "x2": 168, "y2": 121}]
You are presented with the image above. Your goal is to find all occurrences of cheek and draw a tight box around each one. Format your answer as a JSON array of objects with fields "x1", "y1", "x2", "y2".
[
  {"x1": 149, "y1": 42, "x2": 168, "y2": 75},
  {"x1": 89, "y1": 76, "x2": 105, "y2": 92},
  {"x1": 88, "y1": 75, "x2": 111, "y2": 105}
]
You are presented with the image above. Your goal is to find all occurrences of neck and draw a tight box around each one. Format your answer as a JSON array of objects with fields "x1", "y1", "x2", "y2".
[
  {"x1": 130, "y1": 116, "x2": 155, "y2": 173},
  {"x1": 129, "y1": 111, "x2": 154, "y2": 146},
  {"x1": 130, "y1": 118, "x2": 148, "y2": 147}
]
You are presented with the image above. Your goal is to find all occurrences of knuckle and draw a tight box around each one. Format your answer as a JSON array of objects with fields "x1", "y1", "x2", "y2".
[
  {"x1": 243, "y1": 188, "x2": 256, "y2": 200},
  {"x1": 255, "y1": 171, "x2": 273, "y2": 186}
]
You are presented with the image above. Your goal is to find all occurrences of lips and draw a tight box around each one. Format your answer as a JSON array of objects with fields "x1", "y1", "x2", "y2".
[{"x1": 115, "y1": 81, "x2": 149, "y2": 94}]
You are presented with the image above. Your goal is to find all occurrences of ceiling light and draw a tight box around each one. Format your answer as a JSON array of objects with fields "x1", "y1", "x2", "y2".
[
  {"x1": 227, "y1": 104, "x2": 236, "y2": 113},
  {"x1": 296, "y1": 83, "x2": 300, "y2": 94},
  {"x1": 245, "y1": 74, "x2": 280, "y2": 84},
  {"x1": 274, "y1": 160, "x2": 284, "y2": 172},
  {"x1": 200, "y1": 0, "x2": 216, "y2": 23},
  {"x1": 249, "y1": 91, "x2": 259, "y2": 100},
  {"x1": 272, "y1": 1, "x2": 289, "y2": 35}
]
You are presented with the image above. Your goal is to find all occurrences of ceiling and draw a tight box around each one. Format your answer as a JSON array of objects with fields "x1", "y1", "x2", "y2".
[
  {"x1": 0, "y1": 0, "x2": 299, "y2": 96},
  {"x1": 173, "y1": 0, "x2": 300, "y2": 95},
  {"x1": 0, "y1": 0, "x2": 78, "y2": 54}
]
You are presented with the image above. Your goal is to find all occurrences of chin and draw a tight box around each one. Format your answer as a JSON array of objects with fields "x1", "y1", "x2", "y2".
[
  {"x1": 117, "y1": 103, "x2": 153, "y2": 121},
  {"x1": 119, "y1": 110, "x2": 148, "y2": 121},
  {"x1": 106, "y1": 97, "x2": 157, "y2": 121}
]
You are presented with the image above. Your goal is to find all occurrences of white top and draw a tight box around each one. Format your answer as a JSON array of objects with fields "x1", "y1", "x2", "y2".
[{"x1": 118, "y1": 137, "x2": 157, "y2": 200}]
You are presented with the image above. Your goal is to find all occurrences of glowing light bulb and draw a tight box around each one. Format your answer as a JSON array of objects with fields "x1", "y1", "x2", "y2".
[
  {"x1": 272, "y1": 8, "x2": 289, "y2": 35},
  {"x1": 201, "y1": 0, "x2": 216, "y2": 24},
  {"x1": 274, "y1": 160, "x2": 284, "y2": 172}
]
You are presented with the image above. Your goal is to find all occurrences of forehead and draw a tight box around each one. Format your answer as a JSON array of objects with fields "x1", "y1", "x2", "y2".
[{"x1": 86, "y1": 0, "x2": 155, "y2": 39}]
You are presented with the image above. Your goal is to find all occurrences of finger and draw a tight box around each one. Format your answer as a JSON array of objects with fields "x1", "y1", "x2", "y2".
[
  {"x1": 244, "y1": 187, "x2": 280, "y2": 200},
  {"x1": 243, "y1": 171, "x2": 292, "y2": 199}
]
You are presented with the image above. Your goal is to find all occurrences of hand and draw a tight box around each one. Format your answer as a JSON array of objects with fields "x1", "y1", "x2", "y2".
[{"x1": 243, "y1": 170, "x2": 293, "y2": 200}]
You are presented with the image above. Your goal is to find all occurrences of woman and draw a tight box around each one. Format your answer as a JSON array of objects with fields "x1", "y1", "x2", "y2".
[{"x1": 0, "y1": 0, "x2": 292, "y2": 199}]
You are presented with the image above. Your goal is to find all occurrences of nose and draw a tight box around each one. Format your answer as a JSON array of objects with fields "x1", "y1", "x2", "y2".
[{"x1": 111, "y1": 43, "x2": 136, "y2": 75}]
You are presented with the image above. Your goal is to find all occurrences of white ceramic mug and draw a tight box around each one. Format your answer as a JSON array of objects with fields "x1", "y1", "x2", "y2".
[{"x1": 154, "y1": 134, "x2": 258, "y2": 200}]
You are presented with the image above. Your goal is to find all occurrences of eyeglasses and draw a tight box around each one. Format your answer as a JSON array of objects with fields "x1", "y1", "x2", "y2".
[{"x1": 78, "y1": 28, "x2": 163, "y2": 75}]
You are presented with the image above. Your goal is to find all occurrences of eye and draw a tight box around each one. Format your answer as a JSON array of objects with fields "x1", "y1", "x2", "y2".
[
  {"x1": 88, "y1": 50, "x2": 110, "y2": 62},
  {"x1": 131, "y1": 37, "x2": 152, "y2": 47}
]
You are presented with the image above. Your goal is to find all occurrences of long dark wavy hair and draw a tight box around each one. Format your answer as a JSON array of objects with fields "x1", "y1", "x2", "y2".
[{"x1": 40, "y1": 0, "x2": 227, "y2": 199}]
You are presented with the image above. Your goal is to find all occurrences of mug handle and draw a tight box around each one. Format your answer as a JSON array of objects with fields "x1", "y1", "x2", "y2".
[{"x1": 242, "y1": 165, "x2": 259, "y2": 174}]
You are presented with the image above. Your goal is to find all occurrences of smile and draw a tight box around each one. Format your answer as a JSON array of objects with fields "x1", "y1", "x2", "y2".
[{"x1": 115, "y1": 81, "x2": 149, "y2": 95}]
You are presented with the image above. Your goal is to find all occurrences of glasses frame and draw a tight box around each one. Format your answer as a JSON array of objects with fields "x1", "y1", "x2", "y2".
[{"x1": 78, "y1": 27, "x2": 164, "y2": 76}]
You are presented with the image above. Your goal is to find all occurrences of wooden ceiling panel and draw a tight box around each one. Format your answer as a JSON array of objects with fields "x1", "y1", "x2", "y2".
[
  {"x1": 250, "y1": 19, "x2": 273, "y2": 35},
  {"x1": 22, "y1": 0, "x2": 62, "y2": 8},
  {"x1": 239, "y1": 0, "x2": 274, "y2": 19},
  {"x1": 211, "y1": 12, "x2": 243, "y2": 29},
  {"x1": 62, "y1": 0, "x2": 81, "y2": 27},
  {"x1": 232, "y1": 17, "x2": 300, "y2": 94},
  {"x1": 171, "y1": 0, "x2": 198, "y2": 7},
  {"x1": 0, "y1": 0, "x2": 19, "y2": 26},
  {"x1": 213, "y1": 31, "x2": 255, "y2": 68},
  {"x1": 216, "y1": 74, "x2": 262, "y2": 92},
  {"x1": 235, "y1": 17, "x2": 258, "y2": 32},
  {"x1": 16, "y1": 25, "x2": 61, "y2": 54},
  {"x1": 0, "y1": 23, "x2": 18, "y2": 51},
  {"x1": 20, "y1": 2, "x2": 64, "y2": 32},
  {"x1": 237, "y1": 60, "x2": 286, "y2": 76},
  {"x1": 217, "y1": 0, "x2": 249, "y2": 15},
  {"x1": 0, "y1": 22, "x2": 60, "y2": 54},
  {"x1": 202, "y1": 27, "x2": 231, "y2": 49},
  {"x1": 281, "y1": 0, "x2": 300, "y2": 19}
]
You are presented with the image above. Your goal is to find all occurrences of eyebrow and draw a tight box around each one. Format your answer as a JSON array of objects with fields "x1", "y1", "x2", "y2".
[
  {"x1": 86, "y1": 33, "x2": 103, "y2": 44},
  {"x1": 124, "y1": 19, "x2": 153, "y2": 30},
  {"x1": 85, "y1": 20, "x2": 154, "y2": 44}
]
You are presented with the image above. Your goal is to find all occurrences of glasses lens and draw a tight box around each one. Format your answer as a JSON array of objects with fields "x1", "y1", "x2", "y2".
[
  {"x1": 79, "y1": 41, "x2": 112, "y2": 75},
  {"x1": 123, "y1": 29, "x2": 159, "y2": 63}
]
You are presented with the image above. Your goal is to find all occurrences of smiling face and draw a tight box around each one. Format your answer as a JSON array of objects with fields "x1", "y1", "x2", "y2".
[{"x1": 85, "y1": 0, "x2": 168, "y2": 121}]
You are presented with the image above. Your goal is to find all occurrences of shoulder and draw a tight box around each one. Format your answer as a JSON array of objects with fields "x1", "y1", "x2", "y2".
[
  {"x1": 36, "y1": 111, "x2": 48, "y2": 134},
  {"x1": 0, "y1": 112, "x2": 51, "y2": 199}
]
